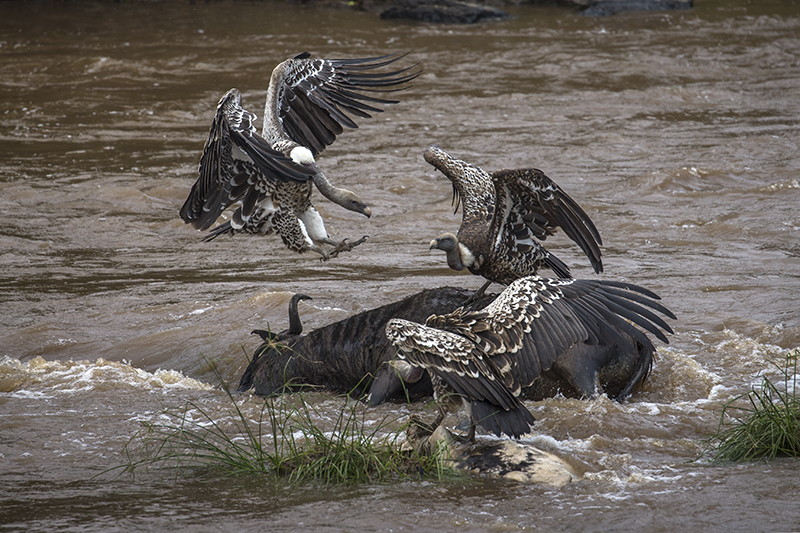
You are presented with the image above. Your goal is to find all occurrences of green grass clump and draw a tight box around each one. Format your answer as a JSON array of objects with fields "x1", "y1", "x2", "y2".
[
  {"x1": 705, "y1": 349, "x2": 800, "y2": 463},
  {"x1": 117, "y1": 383, "x2": 455, "y2": 485}
]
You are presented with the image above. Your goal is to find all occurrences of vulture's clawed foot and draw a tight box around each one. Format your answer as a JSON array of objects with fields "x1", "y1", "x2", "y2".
[
  {"x1": 311, "y1": 245, "x2": 331, "y2": 262},
  {"x1": 327, "y1": 235, "x2": 369, "y2": 259}
]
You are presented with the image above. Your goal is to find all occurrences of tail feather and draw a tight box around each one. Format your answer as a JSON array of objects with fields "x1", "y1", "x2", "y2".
[
  {"x1": 202, "y1": 221, "x2": 234, "y2": 242},
  {"x1": 543, "y1": 252, "x2": 572, "y2": 279},
  {"x1": 471, "y1": 400, "x2": 535, "y2": 439}
]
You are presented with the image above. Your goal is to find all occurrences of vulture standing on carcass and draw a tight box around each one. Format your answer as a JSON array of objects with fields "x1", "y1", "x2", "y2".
[
  {"x1": 425, "y1": 145, "x2": 603, "y2": 294},
  {"x1": 180, "y1": 52, "x2": 420, "y2": 260},
  {"x1": 385, "y1": 275, "x2": 675, "y2": 440}
]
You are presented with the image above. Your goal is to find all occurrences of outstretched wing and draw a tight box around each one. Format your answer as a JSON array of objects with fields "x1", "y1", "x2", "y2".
[
  {"x1": 385, "y1": 318, "x2": 521, "y2": 413},
  {"x1": 426, "y1": 277, "x2": 593, "y2": 395},
  {"x1": 426, "y1": 276, "x2": 675, "y2": 396},
  {"x1": 423, "y1": 144, "x2": 495, "y2": 226},
  {"x1": 491, "y1": 168, "x2": 604, "y2": 276},
  {"x1": 180, "y1": 89, "x2": 314, "y2": 231},
  {"x1": 271, "y1": 52, "x2": 420, "y2": 156},
  {"x1": 556, "y1": 278, "x2": 675, "y2": 345}
]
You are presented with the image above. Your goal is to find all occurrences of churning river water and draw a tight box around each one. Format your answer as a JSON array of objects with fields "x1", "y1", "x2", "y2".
[{"x1": 1, "y1": 0, "x2": 800, "y2": 531}]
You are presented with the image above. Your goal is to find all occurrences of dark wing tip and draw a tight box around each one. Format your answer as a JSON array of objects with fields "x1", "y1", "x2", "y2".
[
  {"x1": 471, "y1": 399, "x2": 536, "y2": 439},
  {"x1": 201, "y1": 224, "x2": 232, "y2": 242}
]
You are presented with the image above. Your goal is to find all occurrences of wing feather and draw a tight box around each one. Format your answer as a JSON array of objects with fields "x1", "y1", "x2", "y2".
[
  {"x1": 591, "y1": 282, "x2": 677, "y2": 320},
  {"x1": 272, "y1": 52, "x2": 420, "y2": 157},
  {"x1": 385, "y1": 319, "x2": 520, "y2": 411},
  {"x1": 180, "y1": 89, "x2": 314, "y2": 231},
  {"x1": 492, "y1": 168, "x2": 604, "y2": 275},
  {"x1": 557, "y1": 279, "x2": 675, "y2": 343}
]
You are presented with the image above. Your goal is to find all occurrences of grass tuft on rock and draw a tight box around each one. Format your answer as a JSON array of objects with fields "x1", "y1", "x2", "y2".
[
  {"x1": 116, "y1": 378, "x2": 456, "y2": 485},
  {"x1": 705, "y1": 349, "x2": 800, "y2": 463}
]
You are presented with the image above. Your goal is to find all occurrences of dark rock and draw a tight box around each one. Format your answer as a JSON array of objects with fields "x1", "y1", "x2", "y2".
[
  {"x1": 380, "y1": 0, "x2": 512, "y2": 24},
  {"x1": 580, "y1": 0, "x2": 692, "y2": 17}
]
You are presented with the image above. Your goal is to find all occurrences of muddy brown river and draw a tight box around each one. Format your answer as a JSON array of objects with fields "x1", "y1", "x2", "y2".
[{"x1": 2, "y1": 0, "x2": 800, "y2": 531}]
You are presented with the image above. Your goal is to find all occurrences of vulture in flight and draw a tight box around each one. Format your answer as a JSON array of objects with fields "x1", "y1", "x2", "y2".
[
  {"x1": 385, "y1": 275, "x2": 675, "y2": 440},
  {"x1": 425, "y1": 145, "x2": 603, "y2": 294},
  {"x1": 180, "y1": 52, "x2": 420, "y2": 260}
]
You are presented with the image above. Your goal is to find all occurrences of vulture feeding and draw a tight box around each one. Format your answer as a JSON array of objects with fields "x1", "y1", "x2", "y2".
[
  {"x1": 425, "y1": 145, "x2": 603, "y2": 294},
  {"x1": 180, "y1": 52, "x2": 420, "y2": 259},
  {"x1": 385, "y1": 275, "x2": 675, "y2": 440}
]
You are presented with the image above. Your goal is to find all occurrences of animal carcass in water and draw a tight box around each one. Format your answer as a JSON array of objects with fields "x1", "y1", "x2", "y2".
[{"x1": 236, "y1": 286, "x2": 659, "y2": 405}]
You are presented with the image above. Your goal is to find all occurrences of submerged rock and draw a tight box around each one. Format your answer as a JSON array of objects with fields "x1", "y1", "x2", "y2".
[
  {"x1": 580, "y1": 0, "x2": 692, "y2": 17},
  {"x1": 407, "y1": 419, "x2": 579, "y2": 488},
  {"x1": 380, "y1": 0, "x2": 512, "y2": 24}
]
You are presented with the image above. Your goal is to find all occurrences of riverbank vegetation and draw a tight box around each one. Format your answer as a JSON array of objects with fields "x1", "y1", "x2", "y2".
[
  {"x1": 116, "y1": 379, "x2": 456, "y2": 485},
  {"x1": 705, "y1": 349, "x2": 800, "y2": 463}
]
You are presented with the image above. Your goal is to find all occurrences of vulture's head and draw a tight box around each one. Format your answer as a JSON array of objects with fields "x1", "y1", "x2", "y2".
[
  {"x1": 430, "y1": 232, "x2": 475, "y2": 271},
  {"x1": 339, "y1": 189, "x2": 372, "y2": 218},
  {"x1": 429, "y1": 232, "x2": 458, "y2": 253}
]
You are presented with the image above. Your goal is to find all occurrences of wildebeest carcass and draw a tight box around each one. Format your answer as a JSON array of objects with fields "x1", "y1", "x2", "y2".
[{"x1": 236, "y1": 286, "x2": 667, "y2": 406}]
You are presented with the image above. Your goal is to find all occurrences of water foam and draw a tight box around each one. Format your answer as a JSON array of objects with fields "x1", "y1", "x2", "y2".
[{"x1": 0, "y1": 356, "x2": 214, "y2": 395}]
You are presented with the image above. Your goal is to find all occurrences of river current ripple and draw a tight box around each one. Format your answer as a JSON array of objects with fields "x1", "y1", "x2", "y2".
[{"x1": 1, "y1": 1, "x2": 799, "y2": 531}]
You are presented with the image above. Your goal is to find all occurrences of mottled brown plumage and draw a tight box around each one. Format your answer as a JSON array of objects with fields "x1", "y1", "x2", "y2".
[
  {"x1": 425, "y1": 145, "x2": 603, "y2": 292},
  {"x1": 386, "y1": 276, "x2": 675, "y2": 440},
  {"x1": 180, "y1": 53, "x2": 420, "y2": 259}
]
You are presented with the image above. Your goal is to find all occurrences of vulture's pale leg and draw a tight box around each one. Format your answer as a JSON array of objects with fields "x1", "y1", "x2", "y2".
[{"x1": 309, "y1": 245, "x2": 330, "y2": 261}]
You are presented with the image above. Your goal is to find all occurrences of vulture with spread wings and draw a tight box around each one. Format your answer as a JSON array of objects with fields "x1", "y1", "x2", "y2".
[
  {"x1": 385, "y1": 276, "x2": 675, "y2": 440},
  {"x1": 180, "y1": 52, "x2": 420, "y2": 259},
  {"x1": 425, "y1": 145, "x2": 603, "y2": 294}
]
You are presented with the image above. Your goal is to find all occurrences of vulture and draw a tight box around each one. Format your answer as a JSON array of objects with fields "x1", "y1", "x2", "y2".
[
  {"x1": 180, "y1": 52, "x2": 420, "y2": 260},
  {"x1": 385, "y1": 275, "x2": 675, "y2": 440},
  {"x1": 425, "y1": 145, "x2": 603, "y2": 295}
]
